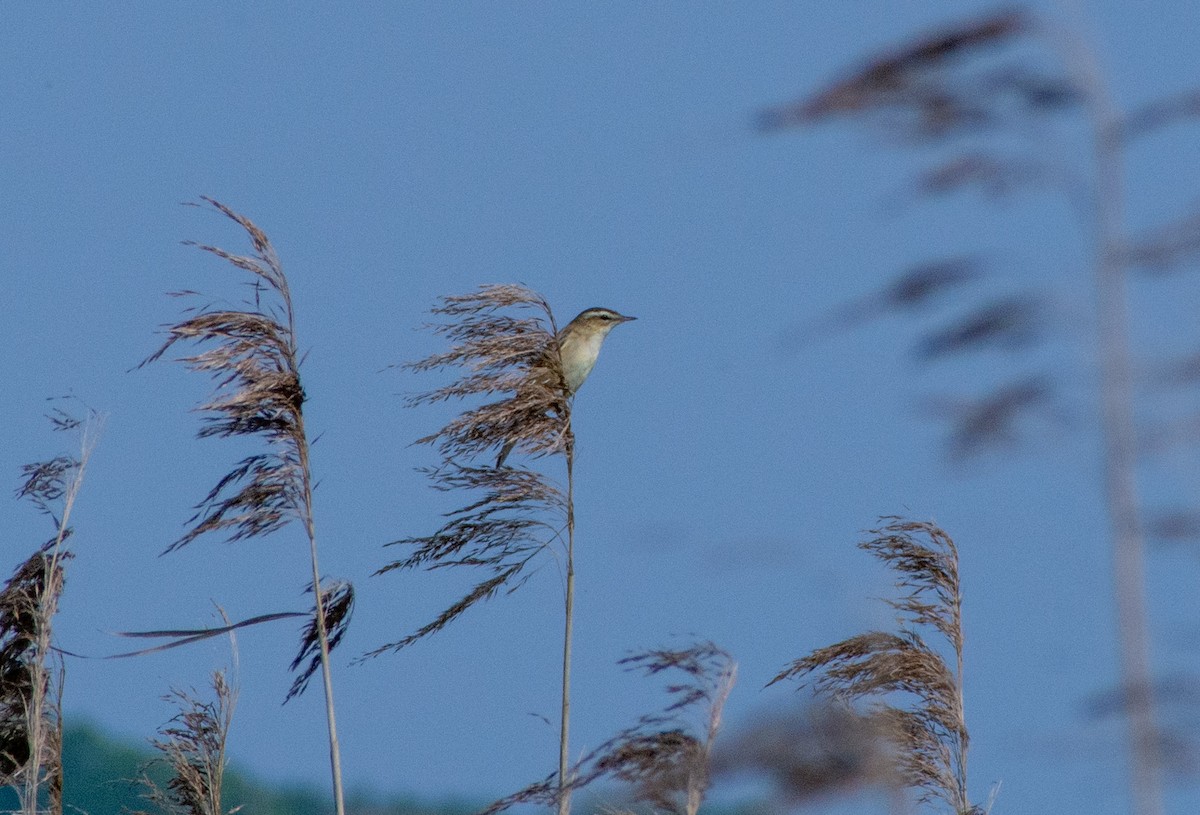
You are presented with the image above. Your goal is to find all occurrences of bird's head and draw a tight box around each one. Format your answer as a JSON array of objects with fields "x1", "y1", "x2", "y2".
[{"x1": 563, "y1": 307, "x2": 637, "y2": 339}]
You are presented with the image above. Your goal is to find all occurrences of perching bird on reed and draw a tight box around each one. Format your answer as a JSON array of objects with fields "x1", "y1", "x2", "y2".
[{"x1": 496, "y1": 306, "x2": 635, "y2": 467}]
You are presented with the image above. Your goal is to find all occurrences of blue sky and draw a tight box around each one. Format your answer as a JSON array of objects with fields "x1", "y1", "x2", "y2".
[{"x1": 4, "y1": 3, "x2": 1200, "y2": 813}]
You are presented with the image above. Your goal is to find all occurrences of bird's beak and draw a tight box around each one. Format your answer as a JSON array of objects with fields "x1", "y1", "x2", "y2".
[{"x1": 619, "y1": 314, "x2": 637, "y2": 323}]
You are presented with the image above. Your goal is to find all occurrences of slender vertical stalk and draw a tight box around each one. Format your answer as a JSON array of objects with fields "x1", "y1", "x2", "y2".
[
  {"x1": 558, "y1": 443, "x2": 576, "y2": 815},
  {"x1": 1055, "y1": 6, "x2": 1162, "y2": 813},
  {"x1": 21, "y1": 419, "x2": 97, "y2": 815},
  {"x1": 1091, "y1": 115, "x2": 1162, "y2": 815},
  {"x1": 150, "y1": 201, "x2": 351, "y2": 815},
  {"x1": 296, "y1": 425, "x2": 345, "y2": 815},
  {"x1": 953, "y1": 603, "x2": 968, "y2": 813},
  {"x1": 280, "y1": 235, "x2": 344, "y2": 815}
]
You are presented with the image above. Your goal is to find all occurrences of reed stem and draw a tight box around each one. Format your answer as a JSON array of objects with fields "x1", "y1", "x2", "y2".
[
  {"x1": 558, "y1": 443, "x2": 576, "y2": 815},
  {"x1": 297, "y1": 418, "x2": 345, "y2": 815}
]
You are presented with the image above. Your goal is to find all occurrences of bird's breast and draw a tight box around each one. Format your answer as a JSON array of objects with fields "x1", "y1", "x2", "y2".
[{"x1": 559, "y1": 332, "x2": 605, "y2": 394}]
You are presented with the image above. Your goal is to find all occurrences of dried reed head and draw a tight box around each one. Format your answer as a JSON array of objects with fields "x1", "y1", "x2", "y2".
[
  {"x1": 134, "y1": 670, "x2": 237, "y2": 815},
  {"x1": 769, "y1": 519, "x2": 972, "y2": 813},
  {"x1": 0, "y1": 542, "x2": 69, "y2": 791},
  {"x1": 142, "y1": 199, "x2": 353, "y2": 705},
  {"x1": 142, "y1": 197, "x2": 307, "y2": 551},
  {"x1": 369, "y1": 286, "x2": 571, "y2": 656},
  {"x1": 758, "y1": 9, "x2": 1066, "y2": 140},
  {"x1": 407, "y1": 284, "x2": 570, "y2": 462},
  {"x1": 287, "y1": 580, "x2": 355, "y2": 702},
  {"x1": 2, "y1": 410, "x2": 96, "y2": 814},
  {"x1": 483, "y1": 642, "x2": 735, "y2": 815},
  {"x1": 927, "y1": 375, "x2": 1056, "y2": 461},
  {"x1": 762, "y1": 9, "x2": 1079, "y2": 460},
  {"x1": 782, "y1": 257, "x2": 983, "y2": 351}
]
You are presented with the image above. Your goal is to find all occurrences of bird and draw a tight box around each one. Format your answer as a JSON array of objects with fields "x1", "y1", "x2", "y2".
[{"x1": 496, "y1": 306, "x2": 636, "y2": 467}]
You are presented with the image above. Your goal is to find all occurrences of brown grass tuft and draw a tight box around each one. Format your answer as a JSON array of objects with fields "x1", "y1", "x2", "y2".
[
  {"x1": 141, "y1": 198, "x2": 308, "y2": 552},
  {"x1": 369, "y1": 285, "x2": 571, "y2": 656},
  {"x1": 769, "y1": 519, "x2": 973, "y2": 813},
  {"x1": 483, "y1": 642, "x2": 735, "y2": 815},
  {"x1": 133, "y1": 670, "x2": 237, "y2": 815},
  {"x1": 757, "y1": 9, "x2": 1048, "y2": 137}
]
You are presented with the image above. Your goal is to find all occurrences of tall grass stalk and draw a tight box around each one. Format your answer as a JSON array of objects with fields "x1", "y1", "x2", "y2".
[
  {"x1": 1053, "y1": 4, "x2": 1160, "y2": 810},
  {"x1": 144, "y1": 199, "x2": 348, "y2": 815},
  {"x1": 558, "y1": 449, "x2": 575, "y2": 815},
  {"x1": 373, "y1": 285, "x2": 590, "y2": 812},
  {"x1": 759, "y1": 7, "x2": 1179, "y2": 809}
]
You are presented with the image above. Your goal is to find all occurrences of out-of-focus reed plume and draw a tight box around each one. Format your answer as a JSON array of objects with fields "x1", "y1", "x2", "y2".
[
  {"x1": 769, "y1": 519, "x2": 975, "y2": 814},
  {"x1": 482, "y1": 642, "x2": 735, "y2": 815}
]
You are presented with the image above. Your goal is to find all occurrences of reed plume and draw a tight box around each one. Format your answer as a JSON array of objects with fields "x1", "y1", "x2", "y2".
[
  {"x1": 482, "y1": 642, "x2": 735, "y2": 815},
  {"x1": 371, "y1": 285, "x2": 570, "y2": 650},
  {"x1": 134, "y1": 670, "x2": 237, "y2": 815},
  {"x1": 762, "y1": 6, "x2": 1066, "y2": 458},
  {"x1": 769, "y1": 519, "x2": 974, "y2": 814},
  {"x1": 142, "y1": 198, "x2": 349, "y2": 815},
  {"x1": 762, "y1": 8, "x2": 1181, "y2": 811},
  {"x1": 373, "y1": 284, "x2": 590, "y2": 813},
  {"x1": 1, "y1": 410, "x2": 98, "y2": 815}
]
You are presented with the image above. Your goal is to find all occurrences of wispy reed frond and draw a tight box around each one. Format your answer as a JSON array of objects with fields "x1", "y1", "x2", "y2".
[
  {"x1": 406, "y1": 285, "x2": 569, "y2": 462},
  {"x1": 913, "y1": 152, "x2": 1052, "y2": 200},
  {"x1": 134, "y1": 670, "x2": 237, "y2": 815},
  {"x1": 141, "y1": 198, "x2": 307, "y2": 552},
  {"x1": 782, "y1": 257, "x2": 982, "y2": 350},
  {"x1": 762, "y1": 8, "x2": 1073, "y2": 461},
  {"x1": 15, "y1": 461, "x2": 75, "y2": 526},
  {"x1": 1123, "y1": 209, "x2": 1200, "y2": 274},
  {"x1": 484, "y1": 643, "x2": 735, "y2": 815},
  {"x1": 758, "y1": 9, "x2": 1050, "y2": 138},
  {"x1": 287, "y1": 580, "x2": 355, "y2": 702},
  {"x1": 915, "y1": 294, "x2": 1042, "y2": 361},
  {"x1": 770, "y1": 519, "x2": 972, "y2": 814},
  {"x1": 927, "y1": 375, "x2": 1056, "y2": 460},
  {"x1": 145, "y1": 198, "x2": 348, "y2": 815},
  {"x1": 370, "y1": 285, "x2": 570, "y2": 656}
]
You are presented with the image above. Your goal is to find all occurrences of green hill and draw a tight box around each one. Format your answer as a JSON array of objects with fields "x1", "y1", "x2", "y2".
[{"x1": 1, "y1": 722, "x2": 477, "y2": 815}]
